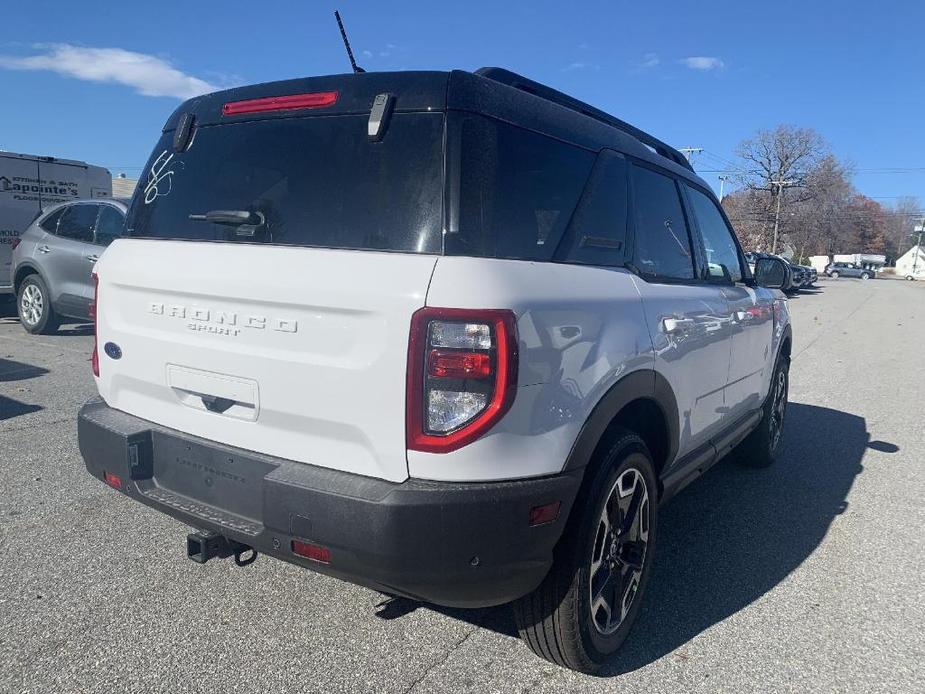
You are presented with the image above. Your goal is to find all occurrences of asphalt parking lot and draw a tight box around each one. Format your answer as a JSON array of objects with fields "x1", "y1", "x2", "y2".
[{"x1": 1, "y1": 278, "x2": 923, "y2": 694}]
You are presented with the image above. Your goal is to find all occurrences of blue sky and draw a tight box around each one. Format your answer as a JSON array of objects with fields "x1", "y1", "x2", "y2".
[{"x1": 1, "y1": 0, "x2": 924, "y2": 203}]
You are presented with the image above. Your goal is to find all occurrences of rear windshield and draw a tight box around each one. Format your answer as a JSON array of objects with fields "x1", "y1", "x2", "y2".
[{"x1": 126, "y1": 113, "x2": 444, "y2": 253}]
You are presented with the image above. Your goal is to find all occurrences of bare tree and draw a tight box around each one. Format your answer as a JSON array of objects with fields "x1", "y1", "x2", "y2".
[
  {"x1": 735, "y1": 125, "x2": 827, "y2": 191},
  {"x1": 729, "y1": 125, "x2": 829, "y2": 253},
  {"x1": 883, "y1": 196, "x2": 921, "y2": 261}
]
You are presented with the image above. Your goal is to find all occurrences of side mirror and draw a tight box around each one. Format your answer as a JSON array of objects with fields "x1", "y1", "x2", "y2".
[{"x1": 754, "y1": 257, "x2": 788, "y2": 289}]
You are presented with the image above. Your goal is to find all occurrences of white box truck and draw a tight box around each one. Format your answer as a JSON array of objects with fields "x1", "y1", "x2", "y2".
[{"x1": 1, "y1": 151, "x2": 112, "y2": 295}]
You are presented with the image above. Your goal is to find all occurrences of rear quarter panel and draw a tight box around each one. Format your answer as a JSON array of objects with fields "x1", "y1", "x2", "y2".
[{"x1": 411, "y1": 257, "x2": 653, "y2": 482}]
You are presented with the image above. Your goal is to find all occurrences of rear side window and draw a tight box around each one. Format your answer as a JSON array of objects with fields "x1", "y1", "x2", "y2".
[
  {"x1": 40, "y1": 208, "x2": 65, "y2": 233},
  {"x1": 631, "y1": 166, "x2": 694, "y2": 280},
  {"x1": 555, "y1": 151, "x2": 628, "y2": 267},
  {"x1": 448, "y1": 115, "x2": 594, "y2": 260},
  {"x1": 127, "y1": 113, "x2": 444, "y2": 253},
  {"x1": 56, "y1": 204, "x2": 98, "y2": 243}
]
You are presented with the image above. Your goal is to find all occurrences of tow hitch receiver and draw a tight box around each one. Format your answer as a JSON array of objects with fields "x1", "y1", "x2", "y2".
[{"x1": 186, "y1": 531, "x2": 258, "y2": 567}]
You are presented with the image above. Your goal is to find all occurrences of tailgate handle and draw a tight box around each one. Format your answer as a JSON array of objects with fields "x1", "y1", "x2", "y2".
[
  {"x1": 166, "y1": 365, "x2": 259, "y2": 421},
  {"x1": 200, "y1": 395, "x2": 236, "y2": 414}
]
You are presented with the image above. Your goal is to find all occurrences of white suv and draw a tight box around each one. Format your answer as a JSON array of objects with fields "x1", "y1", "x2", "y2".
[{"x1": 77, "y1": 68, "x2": 792, "y2": 673}]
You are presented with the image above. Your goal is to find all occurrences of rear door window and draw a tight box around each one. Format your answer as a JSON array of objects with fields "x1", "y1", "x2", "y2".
[
  {"x1": 127, "y1": 113, "x2": 445, "y2": 253},
  {"x1": 448, "y1": 115, "x2": 594, "y2": 260},
  {"x1": 56, "y1": 204, "x2": 98, "y2": 243},
  {"x1": 630, "y1": 165, "x2": 695, "y2": 280}
]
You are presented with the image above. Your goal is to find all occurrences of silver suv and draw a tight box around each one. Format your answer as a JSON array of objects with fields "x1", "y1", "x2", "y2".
[{"x1": 12, "y1": 198, "x2": 127, "y2": 333}]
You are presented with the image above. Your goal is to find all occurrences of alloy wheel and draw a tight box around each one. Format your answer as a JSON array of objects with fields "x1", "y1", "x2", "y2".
[
  {"x1": 20, "y1": 284, "x2": 44, "y2": 327},
  {"x1": 588, "y1": 467, "x2": 650, "y2": 635},
  {"x1": 769, "y1": 368, "x2": 788, "y2": 451}
]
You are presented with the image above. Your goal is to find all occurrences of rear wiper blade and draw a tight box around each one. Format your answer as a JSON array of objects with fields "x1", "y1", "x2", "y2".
[
  {"x1": 189, "y1": 209, "x2": 266, "y2": 237},
  {"x1": 188, "y1": 209, "x2": 264, "y2": 226}
]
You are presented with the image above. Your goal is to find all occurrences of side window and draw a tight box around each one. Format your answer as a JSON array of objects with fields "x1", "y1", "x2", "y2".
[
  {"x1": 94, "y1": 206, "x2": 125, "y2": 247},
  {"x1": 685, "y1": 185, "x2": 743, "y2": 283},
  {"x1": 556, "y1": 151, "x2": 628, "y2": 267},
  {"x1": 630, "y1": 165, "x2": 694, "y2": 280},
  {"x1": 450, "y1": 115, "x2": 595, "y2": 260},
  {"x1": 56, "y1": 204, "x2": 98, "y2": 243},
  {"x1": 39, "y1": 208, "x2": 65, "y2": 233}
]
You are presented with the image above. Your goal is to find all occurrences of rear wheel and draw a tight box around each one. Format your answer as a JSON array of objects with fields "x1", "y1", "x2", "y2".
[
  {"x1": 860, "y1": 272, "x2": 871, "y2": 280},
  {"x1": 736, "y1": 356, "x2": 789, "y2": 467},
  {"x1": 513, "y1": 431, "x2": 657, "y2": 673},
  {"x1": 830, "y1": 271, "x2": 840, "y2": 278},
  {"x1": 906, "y1": 275, "x2": 915, "y2": 281},
  {"x1": 17, "y1": 274, "x2": 59, "y2": 335}
]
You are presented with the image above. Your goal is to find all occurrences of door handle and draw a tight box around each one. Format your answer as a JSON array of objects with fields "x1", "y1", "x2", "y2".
[
  {"x1": 85, "y1": 254, "x2": 100, "y2": 262},
  {"x1": 37, "y1": 245, "x2": 51, "y2": 254},
  {"x1": 662, "y1": 317, "x2": 694, "y2": 334}
]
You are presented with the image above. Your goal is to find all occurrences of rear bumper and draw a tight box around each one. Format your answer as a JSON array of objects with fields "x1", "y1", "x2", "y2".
[{"x1": 77, "y1": 398, "x2": 582, "y2": 608}]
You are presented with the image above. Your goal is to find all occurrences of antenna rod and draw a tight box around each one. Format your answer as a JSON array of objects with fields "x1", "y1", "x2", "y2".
[{"x1": 334, "y1": 10, "x2": 365, "y2": 74}]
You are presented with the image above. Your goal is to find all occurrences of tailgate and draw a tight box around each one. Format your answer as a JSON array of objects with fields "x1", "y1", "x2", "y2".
[{"x1": 94, "y1": 239, "x2": 437, "y2": 482}]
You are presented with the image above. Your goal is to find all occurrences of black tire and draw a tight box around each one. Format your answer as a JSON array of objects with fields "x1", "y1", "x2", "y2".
[
  {"x1": 736, "y1": 356, "x2": 789, "y2": 467},
  {"x1": 860, "y1": 272, "x2": 871, "y2": 280},
  {"x1": 906, "y1": 275, "x2": 914, "y2": 281},
  {"x1": 17, "y1": 274, "x2": 59, "y2": 335},
  {"x1": 830, "y1": 271, "x2": 840, "y2": 278},
  {"x1": 513, "y1": 430, "x2": 658, "y2": 673}
]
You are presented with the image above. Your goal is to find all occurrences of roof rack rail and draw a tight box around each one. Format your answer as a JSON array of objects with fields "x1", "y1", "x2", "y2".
[{"x1": 474, "y1": 67, "x2": 694, "y2": 172}]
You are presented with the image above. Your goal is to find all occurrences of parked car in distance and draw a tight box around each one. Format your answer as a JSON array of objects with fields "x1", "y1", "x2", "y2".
[
  {"x1": 12, "y1": 198, "x2": 128, "y2": 333},
  {"x1": 77, "y1": 68, "x2": 793, "y2": 674},
  {"x1": 825, "y1": 261, "x2": 874, "y2": 280},
  {"x1": 802, "y1": 265, "x2": 818, "y2": 286},
  {"x1": 1, "y1": 151, "x2": 113, "y2": 298},
  {"x1": 789, "y1": 263, "x2": 817, "y2": 289}
]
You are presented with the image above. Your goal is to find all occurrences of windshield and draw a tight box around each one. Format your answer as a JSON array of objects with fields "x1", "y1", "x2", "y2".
[{"x1": 126, "y1": 112, "x2": 444, "y2": 253}]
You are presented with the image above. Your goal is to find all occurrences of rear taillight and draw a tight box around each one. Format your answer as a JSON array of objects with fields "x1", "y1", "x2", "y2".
[
  {"x1": 407, "y1": 308, "x2": 518, "y2": 453},
  {"x1": 90, "y1": 272, "x2": 99, "y2": 377}
]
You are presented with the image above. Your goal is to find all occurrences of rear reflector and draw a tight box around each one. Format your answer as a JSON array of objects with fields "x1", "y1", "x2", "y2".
[
  {"x1": 103, "y1": 471, "x2": 122, "y2": 489},
  {"x1": 291, "y1": 539, "x2": 331, "y2": 564},
  {"x1": 222, "y1": 91, "x2": 339, "y2": 116},
  {"x1": 529, "y1": 501, "x2": 561, "y2": 526}
]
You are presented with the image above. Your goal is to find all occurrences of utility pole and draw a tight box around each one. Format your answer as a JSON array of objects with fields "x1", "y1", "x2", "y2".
[
  {"x1": 912, "y1": 220, "x2": 925, "y2": 275},
  {"x1": 679, "y1": 147, "x2": 704, "y2": 164},
  {"x1": 770, "y1": 178, "x2": 796, "y2": 255},
  {"x1": 718, "y1": 175, "x2": 729, "y2": 201}
]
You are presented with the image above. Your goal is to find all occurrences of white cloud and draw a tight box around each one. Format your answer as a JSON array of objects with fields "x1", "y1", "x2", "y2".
[
  {"x1": 563, "y1": 61, "x2": 600, "y2": 71},
  {"x1": 639, "y1": 52, "x2": 660, "y2": 69},
  {"x1": 679, "y1": 56, "x2": 724, "y2": 71},
  {"x1": 361, "y1": 49, "x2": 373, "y2": 58},
  {"x1": 0, "y1": 44, "x2": 219, "y2": 99}
]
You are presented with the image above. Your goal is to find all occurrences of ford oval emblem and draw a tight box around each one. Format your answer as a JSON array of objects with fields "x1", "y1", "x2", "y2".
[{"x1": 104, "y1": 342, "x2": 122, "y2": 360}]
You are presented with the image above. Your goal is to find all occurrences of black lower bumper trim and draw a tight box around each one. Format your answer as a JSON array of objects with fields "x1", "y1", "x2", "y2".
[{"x1": 77, "y1": 398, "x2": 583, "y2": 608}]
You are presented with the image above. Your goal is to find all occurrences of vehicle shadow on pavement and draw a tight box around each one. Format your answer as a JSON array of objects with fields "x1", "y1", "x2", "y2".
[
  {"x1": 0, "y1": 358, "x2": 49, "y2": 382},
  {"x1": 603, "y1": 401, "x2": 872, "y2": 675},
  {"x1": 0, "y1": 395, "x2": 43, "y2": 421},
  {"x1": 379, "y1": 402, "x2": 877, "y2": 674}
]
